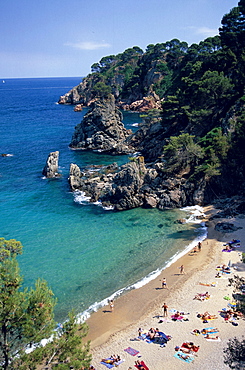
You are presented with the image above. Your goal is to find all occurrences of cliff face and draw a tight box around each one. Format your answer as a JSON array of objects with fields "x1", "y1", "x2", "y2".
[{"x1": 69, "y1": 94, "x2": 133, "y2": 154}]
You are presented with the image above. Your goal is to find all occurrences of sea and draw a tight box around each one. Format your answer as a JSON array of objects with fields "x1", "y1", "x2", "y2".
[{"x1": 0, "y1": 77, "x2": 207, "y2": 323}]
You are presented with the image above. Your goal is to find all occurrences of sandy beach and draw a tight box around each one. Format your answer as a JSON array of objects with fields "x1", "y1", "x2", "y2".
[{"x1": 86, "y1": 206, "x2": 245, "y2": 370}]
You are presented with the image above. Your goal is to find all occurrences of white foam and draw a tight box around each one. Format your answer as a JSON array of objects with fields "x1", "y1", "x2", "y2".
[
  {"x1": 73, "y1": 190, "x2": 91, "y2": 204},
  {"x1": 180, "y1": 205, "x2": 206, "y2": 224}
]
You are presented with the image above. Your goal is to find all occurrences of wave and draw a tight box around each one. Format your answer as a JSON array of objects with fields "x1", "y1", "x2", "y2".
[
  {"x1": 73, "y1": 190, "x2": 91, "y2": 204},
  {"x1": 76, "y1": 206, "x2": 207, "y2": 323},
  {"x1": 73, "y1": 190, "x2": 115, "y2": 210},
  {"x1": 180, "y1": 205, "x2": 206, "y2": 224}
]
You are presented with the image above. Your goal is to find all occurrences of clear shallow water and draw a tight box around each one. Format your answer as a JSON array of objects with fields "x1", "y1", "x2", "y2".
[{"x1": 0, "y1": 78, "x2": 206, "y2": 322}]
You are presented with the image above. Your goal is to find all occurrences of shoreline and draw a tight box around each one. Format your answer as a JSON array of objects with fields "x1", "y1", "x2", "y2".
[
  {"x1": 77, "y1": 205, "x2": 207, "y2": 324},
  {"x1": 85, "y1": 205, "x2": 245, "y2": 369}
]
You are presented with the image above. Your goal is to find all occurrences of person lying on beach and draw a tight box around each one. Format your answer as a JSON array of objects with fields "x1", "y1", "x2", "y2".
[
  {"x1": 222, "y1": 265, "x2": 231, "y2": 272},
  {"x1": 205, "y1": 334, "x2": 220, "y2": 340},
  {"x1": 193, "y1": 292, "x2": 210, "y2": 301},
  {"x1": 175, "y1": 346, "x2": 191, "y2": 354},
  {"x1": 177, "y1": 353, "x2": 191, "y2": 361},
  {"x1": 182, "y1": 342, "x2": 199, "y2": 352},
  {"x1": 201, "y1": 311, "x2": 217, "y2": 320},
  {"x1": 101, "y1": 355, "x2": 120, "y2": 364},
  {"x1": 135, "y1": 360, "x2": 148, "y2": 370},
  {"x1": 233, "y1": 310, "x2": 244, "y2": 318},
  {"x1": 201, "y1": 328, "x2": 219, "y2": 334},
  {"x1": 173, "y1": 311, "x2": 181, "y2": 318}
]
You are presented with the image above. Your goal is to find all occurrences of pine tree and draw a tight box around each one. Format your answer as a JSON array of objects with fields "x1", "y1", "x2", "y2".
[{"x1": 0, "y1": 238, "x2": 57, "y2": 369}]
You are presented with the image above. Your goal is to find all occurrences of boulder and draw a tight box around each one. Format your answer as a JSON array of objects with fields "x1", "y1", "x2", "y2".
[
  {"x1": 42, "y1": 151, "x2": 61, "y2": 178},
  {"x1": 214, "y1": 222, "x2": 243, "y2": 233},
  {"x1": 74, "y1": 104, "x2": 83, "y2": 112}
]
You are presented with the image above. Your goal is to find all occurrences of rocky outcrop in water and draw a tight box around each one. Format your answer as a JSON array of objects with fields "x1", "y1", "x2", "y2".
[
  {"x1": 42, "y1": 151, "x2": 61, "y2": 178},
  {"x1": 69, "y1": 94, "x2": 133, "y2": 155},
  {"x1": 68, "y1": 156, "x2": 207, "y2": 211}
]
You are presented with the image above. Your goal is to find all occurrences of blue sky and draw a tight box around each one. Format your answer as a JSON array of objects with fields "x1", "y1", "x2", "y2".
[{"x1": 0, "y1": 0, "x2": 239, "y2": 78}]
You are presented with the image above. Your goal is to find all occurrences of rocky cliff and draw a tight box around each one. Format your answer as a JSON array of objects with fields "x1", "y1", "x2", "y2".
[
  {"x1": 69, "y1": 94, "x2": 134, "y2": 155},
  {"x1": 61, "y1": 4, "x2": 245, "y2": 211},
  {"x1": 68, "y1": 156, "x2": 207, "y2": 211}
]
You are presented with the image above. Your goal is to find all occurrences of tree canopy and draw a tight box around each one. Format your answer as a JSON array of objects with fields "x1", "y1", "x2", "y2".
[{"x1": 0, "y1": 238, "x2": 91, "y2": 370}]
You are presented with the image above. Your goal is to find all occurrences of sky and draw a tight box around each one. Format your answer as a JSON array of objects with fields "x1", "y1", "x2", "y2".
[{"x1": 0, "y1": 0, "x2": 239, "y2": 79}]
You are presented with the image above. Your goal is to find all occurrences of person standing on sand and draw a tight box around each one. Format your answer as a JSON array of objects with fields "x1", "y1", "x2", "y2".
[
  {"x1": 198, "y1": 242, "x2": 202, "y2": 252},
  {"x1": 162, "y1": 302, "x2": 168, "y2": 317},
  {"x1": 109, "y1": 299, "x2": 114, "y2": 312},
  {"x1": 161, "y1": 277, "x2": 168, "y2": 289},
  {"x1": 179, "y1": 265, "x2": 185, "y2": 274}
]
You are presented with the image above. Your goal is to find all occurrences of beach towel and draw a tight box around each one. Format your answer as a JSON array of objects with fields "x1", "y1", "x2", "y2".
[
  {"x1": 101, "y1": 359, "x2": 124, "y2": 368},
  {"x1": 228, "y1": 302, "x2": 237, "y2": 308},
  {"x1": 100, "y1": 361, "x2": 114, "y2": 369},
  {"x1": 174, "y1": 351, "x2": 194, "y2": 363},
  {"x1": 153, "y1": 335, "x2": 168, "y2": 344},
  {"x1": 134, "y1": 360, "x2": 149, "y2": 370},
  {"x1": 171, "y1": 315, "x2": 184, "y2": 320},
  {"x1": 124, "y1": 347, "x2": 139, "y2": 356}
]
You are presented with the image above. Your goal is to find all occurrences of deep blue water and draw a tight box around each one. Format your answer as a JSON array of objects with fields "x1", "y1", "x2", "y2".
[{"x1": 0, "y1": 78, "x2": 206, "y2": 322}]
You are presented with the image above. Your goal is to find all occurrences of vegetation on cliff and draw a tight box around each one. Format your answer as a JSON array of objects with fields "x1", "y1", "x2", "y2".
[{"x1": 63, "y1": 0, "x2": 245, "y2": 208}]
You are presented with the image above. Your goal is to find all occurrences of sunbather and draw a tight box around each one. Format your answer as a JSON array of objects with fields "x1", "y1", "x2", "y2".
[
  {"x1": 135, "y1": 360, "x2": 148, "y2": 369},
  {"x1": 177, "y1": 353, "x2": 191, "y2": 361},
  {"x1": 201, "y1": 311, "x2": 217, "y2": 320},
  {"x1": 182, "y1": 342, "x2": 200, "y2": 352},
  {"x1": 201, "y1": 328, "x2": 219, "y2": 334},
  {"x1": 194, "y1": 292, "x2": 210, "y2": 301},
  {"x1": 205, "y1": 334, "x2": 219, "y2": 340},
  {"x1": 101, "y1": 355, "x2": 120, "y2": 364}
]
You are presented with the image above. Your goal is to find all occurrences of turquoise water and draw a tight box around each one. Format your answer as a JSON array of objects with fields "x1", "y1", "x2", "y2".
[{"x1": 0, "y1": 78, "x2": 206, "y2": 322}]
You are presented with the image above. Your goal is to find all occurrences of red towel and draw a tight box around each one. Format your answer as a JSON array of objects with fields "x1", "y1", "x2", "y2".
[{"x1": 134, "y1": 360, "x2": 149, "y2": 370}]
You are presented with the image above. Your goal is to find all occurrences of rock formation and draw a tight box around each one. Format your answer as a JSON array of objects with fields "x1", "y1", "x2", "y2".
[
  {"x1": 69, "y1": 163, "x2": 82, "y2": 191},
  {"x1": 74, "y1": 104, "x2": 83, "y2": 112},
  {"x1": 42, "y1": 151, "x2": 61, "y2": 178},
  {"x1": 69, "y1": 94, "x2": 133, "y2": 155},
  {"x1": 68, "y1": 155, "x2": 208, "y2": 211}
]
